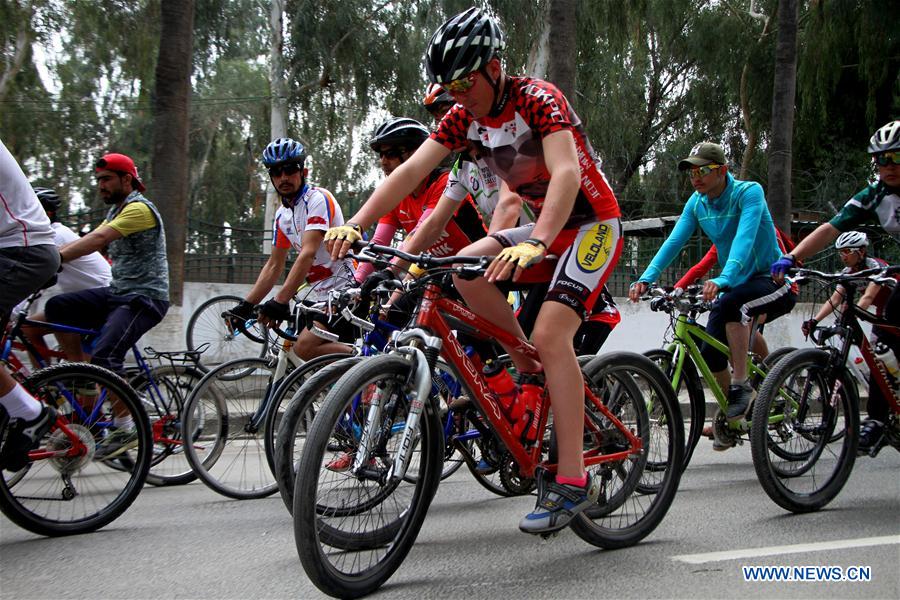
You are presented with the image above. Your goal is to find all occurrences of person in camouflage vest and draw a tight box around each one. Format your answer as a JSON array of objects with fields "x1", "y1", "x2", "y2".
[{"x1": 46, "y1": 153, "x2": 169, "y2": 377}]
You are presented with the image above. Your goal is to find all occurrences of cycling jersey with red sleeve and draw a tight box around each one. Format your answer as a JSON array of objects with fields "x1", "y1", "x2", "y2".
[
  {"x1": 378, "y1": 169, "x2": 485, "y2": 257},
  {"x1": 273, "y1": 184, "x2": 353, "y2": 287},
  {"x1": 430, "y1": 76, "x2": 619, "y2": 227}
]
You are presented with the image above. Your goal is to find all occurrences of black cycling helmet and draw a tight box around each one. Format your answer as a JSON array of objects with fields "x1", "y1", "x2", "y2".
[
  {"x1": 33, "y1": 186, "x2": 61, "y2": 213},
  {"x1": 868, "y1": 120, "x2": 900, "y2": 154},
  {"x1": 425, "y1": 7, "x2": 505, "y2": 85},
  {"x1": 368, "y1": 117, "x2": 430, "y2": 151},
  {"x1": 262, "y1": 137, "x2": 307, "y2": 168}
]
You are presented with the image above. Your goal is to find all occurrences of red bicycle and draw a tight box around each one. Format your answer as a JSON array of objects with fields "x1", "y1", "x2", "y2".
[
  {"x1": 751, "y1": 265, "x2": 900, "y2": 513},
  {"x1": 292, "y1": 242, "x2": 683, "y2": 598}
]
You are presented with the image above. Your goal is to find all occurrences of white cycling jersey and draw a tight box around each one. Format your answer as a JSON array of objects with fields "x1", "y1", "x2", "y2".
[{"x1": 443, "y1": 155, "x2": 533, "y2": 227}]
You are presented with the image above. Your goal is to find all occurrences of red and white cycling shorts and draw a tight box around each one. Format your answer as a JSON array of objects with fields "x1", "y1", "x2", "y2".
[{"x1": 491, "y1": 217, "x2": 623, "y2": 317}]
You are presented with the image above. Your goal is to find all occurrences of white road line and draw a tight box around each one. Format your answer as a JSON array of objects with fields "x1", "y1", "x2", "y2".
[{"x1": 672, "y1": 535, "x2": 900, "y2": 564}]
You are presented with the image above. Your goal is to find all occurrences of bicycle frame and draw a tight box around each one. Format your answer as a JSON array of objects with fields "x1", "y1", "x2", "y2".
[
  {"x1": 2, "y1": 308, "x2": 187, "y2": 448},
  {"x1": 665, "y1": 313, "x2": 768, "y2": 410},
  {"x1": 819, "y1": 281, "x2": 900, "y2": 415},
  {"x1": 404, "y1": 282, "x2": 642, "y2": 479}
]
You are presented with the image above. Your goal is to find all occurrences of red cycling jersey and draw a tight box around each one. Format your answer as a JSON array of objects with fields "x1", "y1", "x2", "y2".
[
  {"x1": 431, "y1": 76, "x2": 619, "y2": 227},
  {"x1": 377, "y1": 169, "x2": 484, "y2": 257}
]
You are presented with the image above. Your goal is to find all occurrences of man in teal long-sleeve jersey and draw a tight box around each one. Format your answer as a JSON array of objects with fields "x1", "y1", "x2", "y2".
[{"x1": 629, "y1": 142, "x2": 797, "y2": 449}]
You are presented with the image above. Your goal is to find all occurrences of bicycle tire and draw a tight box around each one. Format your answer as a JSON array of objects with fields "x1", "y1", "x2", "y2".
[
  {"x1": 0, "y1": 363, "x2": 151, "y2": 536},
  {"x1": 750, "y1": 348, "x2": 859, "y2": 513},
  {"x1": 181, "y1": 357, "x2": 279, "y2": 499},
  {"x1": 273, "y1": 355, "x2": 362, "y2": 513},
  {"x1": 262, "y1": 352, "x2": 348, "y2": 478},
  {"x1": 294, "y1": 353, "x2": 443, "y2": 598},
  {"x1": 186, "y1": 294, "x2": 269, "y2": 374},
  {"x1": 570, "y1": 352, "x2": 683, "y2": 549},
  {"x1": 748, "y1": 346, "x2": 797, "y2": 390},
  {"x1": 130, "y1": 364, "x2": 207, "y2": 486},
  {"x1": 643, "y1": 348, "x2": 704, "y2": 472}
]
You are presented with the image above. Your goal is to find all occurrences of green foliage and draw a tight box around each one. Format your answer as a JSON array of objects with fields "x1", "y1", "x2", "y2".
[{"x1": 1, "y1": 0, "x2": 897, "y2": 246}]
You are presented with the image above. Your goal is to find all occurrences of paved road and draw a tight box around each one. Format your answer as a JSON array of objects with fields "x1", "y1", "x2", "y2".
[{"x1": 2, "y1": 441, "x2": 898, "y2": 599}]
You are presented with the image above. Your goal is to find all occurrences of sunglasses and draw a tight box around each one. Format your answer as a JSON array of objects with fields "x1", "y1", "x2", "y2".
[
  {"x1": 688, "y1": 164, "x2": 722, "y2": 179},
  {"x1": 838, "y1": 248, "x2": 861, "y2": 255},
  {"x1": 873, "y1": 151, "x2": 900, "y2": 166},
  {"x1": 444, "y1": 72, "x2": 479, "y2": 93},
  {"x1": 377, "y1": 148, "x2": 405, "y2": 160},
  {"x1": 268, "y1": 163, "x2": 302, "y2": 177}
]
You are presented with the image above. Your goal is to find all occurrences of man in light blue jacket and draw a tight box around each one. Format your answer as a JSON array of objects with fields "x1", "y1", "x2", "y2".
[{"x1": 629, "y1": 142, "x2": 796, "y2": 447}]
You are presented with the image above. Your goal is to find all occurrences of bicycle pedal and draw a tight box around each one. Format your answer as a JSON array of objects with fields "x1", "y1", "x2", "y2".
[{"x1": 539, "y1": 530, "x2": 560, "y2": 541}]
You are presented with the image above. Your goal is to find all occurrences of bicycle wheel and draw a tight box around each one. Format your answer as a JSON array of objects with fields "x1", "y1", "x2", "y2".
[
  {"x1": 750, "y1": 348, "x2": 859, "y2": 513},
  {"x1": 130, "y1": 364, "x2": 207, "y2": 486},
  {"x1": 643, "y1": 348, "x2": 703, "y2": 472},
  {"x1": 0, "y1": 363, "x2": 151, "y2": 536},
  {"x1": 749, "y1": 346, "x2": 797, "y2": 390},
  {"x1": 294, "y1": 353, "x2": 443, "y2": 598},
  {"x1": 273, "y1": 355, "x2": 362, "y2": 513},
  {"x1": 571, "y1": 352, "x2": 683, "y2": 549},
  {"x1": 262, "y1": 352, "x2": 347, "y2": 479},
  {"x1": 186, "y1": 294, "x2": 269, "y2": 374},
  {"x1": 181, "y1": 358, "x2": 279, "y2": 499}
]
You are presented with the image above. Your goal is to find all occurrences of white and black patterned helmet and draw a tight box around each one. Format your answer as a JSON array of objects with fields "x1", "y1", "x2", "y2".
[
  {"x1": 425, "y1": 7, "x2": 505, "y2": 84},
  {"x1": 867, "y1": 120, "x2": 900, "y2": 154},
  {"x1": 835, "y1": 230, "x2": 868, "y2": 249},
  {"x1": 368, "y1": 117, "x2": 430, "y2": 151}
]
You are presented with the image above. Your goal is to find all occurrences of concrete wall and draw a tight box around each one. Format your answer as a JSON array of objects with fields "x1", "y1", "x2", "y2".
[{"x1": 142, "y1": 282, "x2": 823, "y2": 356}]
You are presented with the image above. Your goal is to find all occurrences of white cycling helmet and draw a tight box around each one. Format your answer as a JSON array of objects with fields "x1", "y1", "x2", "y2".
[
  {"x1": 835, "y1": 230, "x2": 868, "y2": 250},
  {"x1": 867, "y1": 120, "x2": 900, "y2": 154}
]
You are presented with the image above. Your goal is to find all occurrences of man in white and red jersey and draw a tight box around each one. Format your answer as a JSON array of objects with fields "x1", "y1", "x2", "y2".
[
  {"x1": 230, "y1": 137, "x2": 355, "y2": 361},
  {"x1": 0, "y1": 138, "x2": 60, "y2": 472},
  {"x1": 326, "y1": 8, "x2": 622, "y2": 535}
]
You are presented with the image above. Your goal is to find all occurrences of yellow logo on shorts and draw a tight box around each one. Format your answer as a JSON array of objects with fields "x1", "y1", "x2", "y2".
[{"x1": 576, "y1": 223, "x2": 613, "y2": 273}]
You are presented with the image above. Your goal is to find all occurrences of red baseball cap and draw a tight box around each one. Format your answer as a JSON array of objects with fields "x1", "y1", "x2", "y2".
[{"x1": 95, "y1": 153, "x2": 146, "y2": 192}]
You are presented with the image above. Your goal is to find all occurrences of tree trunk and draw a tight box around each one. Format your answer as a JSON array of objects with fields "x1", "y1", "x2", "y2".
[
  {"x1": 265, "y1": 0, "x2": 288, "y2": 255},
  {"x1": 151, "y1": 0, "x2": 194, "y2": 306},
  {"x1": 547, "y1": 0, "x2": 577, "y2": 99},
  {"x1": 767, "y1": 0, "x2": 799, "y2": 235}
]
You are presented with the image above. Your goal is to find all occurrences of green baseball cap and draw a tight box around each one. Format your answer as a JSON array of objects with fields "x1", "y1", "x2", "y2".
[{"x1": 678, "y1": 142, "x2": 726, "y2": 171}]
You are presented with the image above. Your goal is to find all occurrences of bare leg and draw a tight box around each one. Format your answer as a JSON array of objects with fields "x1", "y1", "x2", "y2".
[
  {"x1": 453, "y1": 237, "x2": 541, "y2": 373},
  {"x1": 713, "y1": 369, "x2": 731, "y2": 398},
  {"x1": 726, "y1": 321, "x2": 751, "y2": 381},
  {"x1": 55, "y1": 331, "x2": 87, "y2": 362},
  {"x1": 531, "y1": 301, "x2": 584, "y2": 479},
  {"x1": 292, "y1": 328, "x2": 352, "y2": 361}
]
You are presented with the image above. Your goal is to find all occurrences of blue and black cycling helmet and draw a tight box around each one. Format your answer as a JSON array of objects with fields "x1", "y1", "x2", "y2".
[
  {"x1": 369, "y1": 117, "x2": 430, "y2": 151},
  {"x1": 262, "y1": 137, "x2": 307, "y2": 168},
  {"x1": 425, "y1": 7, "x2": 505, "y2": 85}
]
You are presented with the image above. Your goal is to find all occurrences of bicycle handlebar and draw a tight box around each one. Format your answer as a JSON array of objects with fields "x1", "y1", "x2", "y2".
[{"x1": 789, "y1": 264, "x2": 900, "y2": 286}]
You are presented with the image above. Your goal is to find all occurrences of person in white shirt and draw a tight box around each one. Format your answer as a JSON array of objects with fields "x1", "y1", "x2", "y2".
[
  {"x1": 15, "y1": 187, "x2": 112, "y2": 365},
  {"x1": 0, "y1": 138, "x2": 60, "y2": 472}
]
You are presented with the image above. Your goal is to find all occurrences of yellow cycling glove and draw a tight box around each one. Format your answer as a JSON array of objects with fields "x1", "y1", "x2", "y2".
[
  {"x1": 324, "y1": 223, "x2": 363, "y2": 244},
  {"x1": 496, "y1": 238, "x2": 546, "y2": 269}
]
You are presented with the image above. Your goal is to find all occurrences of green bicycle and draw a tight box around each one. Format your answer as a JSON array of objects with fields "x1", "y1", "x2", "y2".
[{"x1": 640, "y1": 286, "x2": 795, "y2": 471}]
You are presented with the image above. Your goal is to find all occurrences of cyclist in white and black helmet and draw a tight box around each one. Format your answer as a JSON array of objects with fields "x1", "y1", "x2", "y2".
[
  {"x1": 327, "y1": 8, "x2": 622, "y2": 536},
  {"x1": 773, "y1": 120, "x2": 900, "y2": 454}
]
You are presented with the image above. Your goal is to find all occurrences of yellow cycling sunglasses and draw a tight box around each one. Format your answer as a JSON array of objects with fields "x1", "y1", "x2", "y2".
[
  {"x1": 688, "y1": 163, "x2": 723, "y2": 179},
  {"x1": 444, "y1": 72, "x2": 479, "y2": 93}
]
